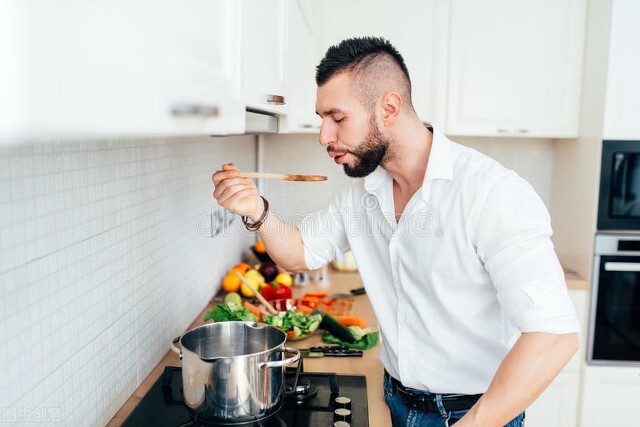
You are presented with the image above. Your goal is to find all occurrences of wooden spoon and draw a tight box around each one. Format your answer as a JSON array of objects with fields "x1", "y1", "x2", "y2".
[
  {"x1": 234, "y1": 271, "x2": 278, "y2": 314},
  {"x1": 237, "y1": 172, "x2": 327, "y2": 181}
]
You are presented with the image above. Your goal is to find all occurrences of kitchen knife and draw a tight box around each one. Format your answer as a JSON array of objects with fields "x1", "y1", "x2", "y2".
[
  {"x1": 327, "y1": 287, "x2": 366, "y2": 300},
  {"x1": 299, "y1": 346, "x2": 363, "y2": 358}
]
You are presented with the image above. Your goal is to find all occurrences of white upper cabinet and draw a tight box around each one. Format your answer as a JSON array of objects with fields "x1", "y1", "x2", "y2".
[
  {"x1": 241, "y1": 0, "x2": 288, "y2": 116},
  {"x1": 0, "y1": 0, "x2": 245, "y2": 137},
  {"x1": 446, "y1": 0, "x2": 586, "y2": 138},
  {"x1": 319, "y1": 0, "x2": 450, "y2": 128},
  {"x1": 281, "y1": 0, "x2": 322, "y2": 133},
  {"x1": 603, "y1": 0, "x2": 640, "y2": 140}
]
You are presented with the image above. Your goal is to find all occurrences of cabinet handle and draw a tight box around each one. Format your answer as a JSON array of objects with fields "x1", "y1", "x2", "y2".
[
  {"x1": 516, "y1": 129, "x2": 529, "y2": 134},
  {"x1": 496, "y1": 128, "x2": 510, "y2": 133},
  {"x1": 266, "y1": 94, "x2": 286, "y2": 105},
  {"x1": 170, "y1": 104, "x2": 219, "y2": 117}
]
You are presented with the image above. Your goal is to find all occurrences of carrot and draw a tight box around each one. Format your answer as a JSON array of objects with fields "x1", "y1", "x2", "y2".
[
  {"x1": 336, "y1": 315, "x2": 366, "y2": 329},
  {"x1": 296, "y1": 305, "x2": 314, "y2": 315},
  {"x1": 243, "y1": 301, "x2": 262, "y2": 322},
  {"x1": 287, "y1": 330, "x2": 295, "y2": 338},
  {"x1": 303, "y1": 292, "x2": 328, "y2": 299}
]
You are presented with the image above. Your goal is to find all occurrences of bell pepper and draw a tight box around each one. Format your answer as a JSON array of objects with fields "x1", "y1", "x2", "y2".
[{"x1": 261, "y1": 282, "x2": 292, "y2": 302}]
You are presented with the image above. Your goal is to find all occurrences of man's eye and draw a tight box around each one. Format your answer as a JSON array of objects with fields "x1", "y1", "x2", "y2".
[{"x1": 334, "y1": 117, "x2": 345, "y2": 123}]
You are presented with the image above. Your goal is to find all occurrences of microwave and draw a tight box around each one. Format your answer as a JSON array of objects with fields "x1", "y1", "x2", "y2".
[{"x1": 598, "y1": 140, "x2": 640, "y2": 231}]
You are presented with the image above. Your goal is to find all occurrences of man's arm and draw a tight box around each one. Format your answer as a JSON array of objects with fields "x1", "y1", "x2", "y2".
[
  {"x1": 456, "y1": 332, "x2": 579, "y2": 427},
  {"x1": 212, "y1": 163, "x2": 308, "y2": 272}
]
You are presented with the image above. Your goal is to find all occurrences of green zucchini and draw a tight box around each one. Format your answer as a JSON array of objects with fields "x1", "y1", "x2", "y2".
[{"x1": 319, "y1": 313, "x2": 356, "y2": 343}]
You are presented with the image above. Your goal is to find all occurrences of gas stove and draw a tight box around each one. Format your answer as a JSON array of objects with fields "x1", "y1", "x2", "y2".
[{"x1": 121, "y1": 366, "x2": 368, "y2": 427}]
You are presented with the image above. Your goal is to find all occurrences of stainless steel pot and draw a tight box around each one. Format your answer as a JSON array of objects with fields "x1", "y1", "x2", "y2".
[{"x1": 170, "y1": 321, "x2": 300, "y2": 424}]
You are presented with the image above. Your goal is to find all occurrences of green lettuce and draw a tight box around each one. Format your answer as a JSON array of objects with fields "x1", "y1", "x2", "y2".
[
  {"x1": 322, "y1": 328, "x2": 379, "y2": 350},
  {"x1": 204, "y1": 303, "x2": 258, "y2": 323}
]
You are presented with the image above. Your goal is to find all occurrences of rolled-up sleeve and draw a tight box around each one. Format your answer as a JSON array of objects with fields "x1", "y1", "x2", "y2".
[
  {"x1": 470, "y1": 172, "x2": 580, "y2": 334},
  {"x1": 298, "y1": 194, "x2": 350, "y2": 270}
]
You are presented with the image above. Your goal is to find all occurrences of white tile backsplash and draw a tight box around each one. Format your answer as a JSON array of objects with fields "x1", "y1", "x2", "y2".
[{"x1": 0, "y1": 135, "x2": 256, "y2": 426}]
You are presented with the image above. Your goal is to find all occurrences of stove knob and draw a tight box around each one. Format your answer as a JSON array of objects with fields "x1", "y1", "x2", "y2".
[
  {"x1": 334, "y1": 422, "x2": 351, "y2": 427},
  {"x1": 334, "y1": 408, "x2": 352, "y2": 423},
  {"x1": 335, "y1": 396, "x2": 352, "y2": 410}
]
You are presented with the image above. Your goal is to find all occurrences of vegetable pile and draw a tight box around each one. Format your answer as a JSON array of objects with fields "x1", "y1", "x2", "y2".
[
  {"x1": 203, "y1": 293, "x2": 379, "y2": 349},
  {"x1": 263, "y1": 310, "x2": 323, "y2": 339}
]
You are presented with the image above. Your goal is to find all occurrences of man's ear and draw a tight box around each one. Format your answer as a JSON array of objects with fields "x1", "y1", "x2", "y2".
[{"x1": 380, "y1": 91, "x2": 402, "y2": 126}]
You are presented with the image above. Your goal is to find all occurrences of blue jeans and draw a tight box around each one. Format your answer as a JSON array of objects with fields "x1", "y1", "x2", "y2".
[{"x1": 384, "y1": 373, "x2": 525, "y2": 427}]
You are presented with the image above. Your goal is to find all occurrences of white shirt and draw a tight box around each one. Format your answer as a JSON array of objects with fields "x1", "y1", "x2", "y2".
[{"x1": 299, "y1": 128, "x2": 579, "y2": 394}]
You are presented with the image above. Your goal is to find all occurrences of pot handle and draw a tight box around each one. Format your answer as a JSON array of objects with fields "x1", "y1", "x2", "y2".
[
  {"x1": 258, "y1": 347, "x2": 300, "y2": 370},
  {"x1": 171, "y1": 336, "x2": 183, "y2": 359}
]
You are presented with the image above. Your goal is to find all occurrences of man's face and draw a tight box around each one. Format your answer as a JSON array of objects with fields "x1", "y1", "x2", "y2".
[{"x1": 315, "y1": 74, "x2": 390, "y2": 178}]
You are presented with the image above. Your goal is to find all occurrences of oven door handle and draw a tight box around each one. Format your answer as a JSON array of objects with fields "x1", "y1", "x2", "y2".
[{"x1": 604, "y1": 262, "x2": 640, "y2": 272}]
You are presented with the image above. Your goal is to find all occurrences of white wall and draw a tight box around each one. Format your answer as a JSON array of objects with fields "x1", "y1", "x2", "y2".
[
  {"x1": 550, "y1": 0, "x2": 613, "y2": 281},
  {"x1": 0, "y1": 135, "x2": 255, "y2": 426}
]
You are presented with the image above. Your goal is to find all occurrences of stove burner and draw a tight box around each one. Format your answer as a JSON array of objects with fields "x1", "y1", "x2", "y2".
[
  {"x1": 285, "y1": 378, "x2": 318, "y2": 403},
  {"x1": 294, "y1": 378, "x2": 312, "y2": 394}
]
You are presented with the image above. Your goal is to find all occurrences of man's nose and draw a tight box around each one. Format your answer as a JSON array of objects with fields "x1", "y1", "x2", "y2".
[{"x1": 319, "y1": 121, "x2": 336, "y2": 147}]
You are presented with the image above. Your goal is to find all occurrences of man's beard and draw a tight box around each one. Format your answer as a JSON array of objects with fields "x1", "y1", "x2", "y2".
[{"x1": 331, "y1": 118, "x2": 390, "y2": 178}]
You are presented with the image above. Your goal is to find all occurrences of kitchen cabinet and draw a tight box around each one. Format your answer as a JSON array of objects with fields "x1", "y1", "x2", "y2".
[
  {"x1": 241, "y1": 0, "x2": 288, "y2": 116},
  {"x1": 526, "y1": 372, "x2": 580, "y2": 427},
  {"x1": 580, "y1": 365, "x2": 640, "y2": 427},
  {"x1": 446, "y1": 0, "x2": 586, "y2": 138},
  {"x1": 603, "y1": 0, "x2": 640, "y2": 140},
  {"x1": 280, "y1": 0, "x2": 322, "y2": 133},
  {"x1": 0, "y1": 0, "x2": 245, "y2": 137},
  {"x1": 565, "y1": 289, "x2": 587, "y2": 372},
  {"x1": 319, "y1": 0, "x2": 450, "y2": 128}
]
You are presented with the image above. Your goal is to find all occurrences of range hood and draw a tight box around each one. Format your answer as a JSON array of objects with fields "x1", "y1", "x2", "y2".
[{"x1": 245, "y1": 109, "x2": 279, "y2": 134}]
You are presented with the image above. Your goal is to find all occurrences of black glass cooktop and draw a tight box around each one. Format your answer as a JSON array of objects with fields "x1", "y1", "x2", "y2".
[{"x1": 121, "y1": 367, "x2": 368, "y2": 427}]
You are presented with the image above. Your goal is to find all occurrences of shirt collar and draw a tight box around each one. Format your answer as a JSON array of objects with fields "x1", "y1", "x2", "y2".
[
  {"x1": 364, "y1": 127, "x2": 454, "y2": 201},
  {"x1": 364, "y1": 164, "x2": 389, "y2": 195},
  {"x1": 423, "y1": 128, "x2": 453, "y2": 182}
]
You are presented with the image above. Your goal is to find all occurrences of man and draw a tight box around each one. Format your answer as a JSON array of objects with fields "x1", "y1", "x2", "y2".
[{"x1": 212, "y1": 37, "x2": 579, "y2": 427}]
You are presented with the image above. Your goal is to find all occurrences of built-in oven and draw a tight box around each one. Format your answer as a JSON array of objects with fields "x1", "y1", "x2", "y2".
[
  {"x1": 588, "y1": 233, "x2": 640, "y2": 365},
  {"x1": 598, "y1": 139, "x2": 640, "y2": 231}
]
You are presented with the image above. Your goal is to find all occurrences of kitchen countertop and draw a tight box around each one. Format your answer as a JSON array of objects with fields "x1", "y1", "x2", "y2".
[
  {"x1": 564, "y1": 269, "x2": 589, "y2": 290},
  {"x1": 107, "y1": 268, "x2": 587, "y2": 426}
]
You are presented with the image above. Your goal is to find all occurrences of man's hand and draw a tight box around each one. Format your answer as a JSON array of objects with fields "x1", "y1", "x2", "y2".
[
  {"x1": 212, "y1": 164, "x2": 308, "y2": 272},
  {"x1": 212, "y1": 164, "x2": 262, "y2": 221}
]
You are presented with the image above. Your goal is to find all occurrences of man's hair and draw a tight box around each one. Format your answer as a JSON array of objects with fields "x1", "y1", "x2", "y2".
[{"x1": 316, "y1": 37, "x2": 413, "y2": 111}]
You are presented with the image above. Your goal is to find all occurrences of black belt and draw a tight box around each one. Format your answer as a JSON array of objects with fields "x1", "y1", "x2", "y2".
[{"x1": 385, "y1": 371, "x2": 482, "y2": 413}]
